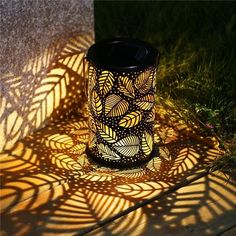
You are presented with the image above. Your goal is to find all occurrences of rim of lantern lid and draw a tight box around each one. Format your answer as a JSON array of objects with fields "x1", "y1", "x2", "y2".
[{"x1": 87, "y1": 38, "x2": 159, "y2": 73}]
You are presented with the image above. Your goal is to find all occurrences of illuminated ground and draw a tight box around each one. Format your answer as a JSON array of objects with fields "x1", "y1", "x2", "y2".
[
  {"x1": 1, "y1": 34, "x2": 236, "y2": 235},
  {"x1": 1, "y1": 101, "x2": 235, "y2": 236}
]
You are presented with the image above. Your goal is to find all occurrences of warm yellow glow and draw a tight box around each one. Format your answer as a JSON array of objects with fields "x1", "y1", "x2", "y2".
[
  {"x1": 51, "y1": 153, "x2": 84, "y2": 171},
  {"x1": 0, "y1": 114, "x2": 230, "y2": 235},
  {"x1": 12, "y1": 183, "x2": 70, "y2": 214},
  {"x1": 0, "y1": 33, "x2": 93, "y2": 152},
  {"x1": 1, "y1": 35, "x2": 231, "y2": 235},
  {"x1": 117, "y1": 181, "x2": 171, "y2": 199},
  {"x1": 46, "y1": 134, "x2": 74, "y2": 149}
]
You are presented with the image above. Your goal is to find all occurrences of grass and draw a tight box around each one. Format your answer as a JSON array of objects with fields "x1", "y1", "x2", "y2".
[{"x1": 94, "y1": 1, "x2": 236, "y2": 174}]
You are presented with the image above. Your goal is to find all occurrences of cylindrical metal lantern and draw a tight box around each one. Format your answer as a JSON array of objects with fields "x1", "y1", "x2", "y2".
[{"x1": 87, "y1": 38, "x2": 159, "y2": 168}]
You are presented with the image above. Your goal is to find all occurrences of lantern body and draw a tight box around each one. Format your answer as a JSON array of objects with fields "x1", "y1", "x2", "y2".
[{"x1": 87, "y1": 38, "x2": 159, "y2": 168}]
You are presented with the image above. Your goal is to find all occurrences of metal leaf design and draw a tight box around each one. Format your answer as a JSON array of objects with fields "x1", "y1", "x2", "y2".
[
  {"x1": 88, "y1": 65, "x2": 96, "y2": 90},
  {"x1": 98, "y1": 70, "x2": 114, "y2": 95},
  {"x1": 97, "y1": 122, "x2": 118, "y2": 143},
  {"x1": 105, "y1": 94, "x2": 129, "y2": 117},
  {"x1": 89, "y1": 116, "x2": 97, "y2": 133},
  {"x1": 98, "y1": 143, "x2": 121, "y2": 160},
  {"x1": 141, "y1": 131, "x2": 153, "y2": 155},
  {"x1": 134, "y1": 70, "x2": 153, "y2": 94},
  {"x1": 118, "y1": 76, "x2": 135, "y2": 98},
  {"x1": 91, "y1": 90, "x2": 102, "y2": 116},
  {"x1": 119, "y1": 111, "x2": 142, "y2": 128},
  {"x1": 146, "y1": 109, "x2": 155, "y2": 122},
  {"x1": 114, "y1": 136, "x2": 139, "y2": 157},
  {"x1": 135, "y1": 94, "x2": 154, "y2": 110}
]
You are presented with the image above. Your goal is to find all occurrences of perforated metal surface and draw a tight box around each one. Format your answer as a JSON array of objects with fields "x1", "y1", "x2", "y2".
[{"x1": 87, "y1": 65, "x2": 157, "y2": 167}]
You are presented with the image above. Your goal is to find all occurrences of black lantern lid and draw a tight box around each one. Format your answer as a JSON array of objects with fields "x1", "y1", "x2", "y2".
[{"x1": 87, "y1": 38, "x2": 158, "y2": 72}]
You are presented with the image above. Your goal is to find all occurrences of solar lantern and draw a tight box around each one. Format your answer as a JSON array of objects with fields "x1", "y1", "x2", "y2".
[{"x1": 86, "y1": 38, "x2": 159, "y2": 168}]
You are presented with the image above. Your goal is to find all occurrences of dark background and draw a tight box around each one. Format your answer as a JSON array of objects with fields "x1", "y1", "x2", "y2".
[{"x1": 95, "y1": 1, "x2": 236, "y2": 144}]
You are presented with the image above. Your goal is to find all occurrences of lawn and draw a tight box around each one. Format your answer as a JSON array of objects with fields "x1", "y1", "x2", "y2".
[{"x1": 94, "y1": 1, "x2": 236, "y2": 173}]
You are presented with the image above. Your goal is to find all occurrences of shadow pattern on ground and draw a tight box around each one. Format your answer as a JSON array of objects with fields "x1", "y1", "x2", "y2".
[
  {"x1": 1, "y1": 101, "x2": 229, "y2": 235},
  {"x1": 1, "y1": 33, "x2": 235, "y2": 236}
]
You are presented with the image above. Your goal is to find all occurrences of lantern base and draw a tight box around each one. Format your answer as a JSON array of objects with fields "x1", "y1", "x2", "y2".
[{"x1": 86, "y1": 144, "x2": 159, "y2": 169}]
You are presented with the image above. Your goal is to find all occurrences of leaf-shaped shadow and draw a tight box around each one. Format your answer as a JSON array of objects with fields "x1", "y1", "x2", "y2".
[
  {"x1": 0, "y1": 173, "x2": 67, "y2": 214},
  {"x1": 146, "y1": 156, "x2": 162, "y2": 172},
  {"x1": 28, "y1": 186, "x2": 138, "y2": 235},
  {"x1": 50, "y1": 152, "x2": 85, "y2": 172},
  {"x1": 28, "y1": 68, "x2": 68, "y2": 128},
  {"x1": 168, "y1": 146, "x2": 201, "y2": 176},
  {"x1": 45, "y1": 133, "x2": 74, "y2": 150},
  {"x1": 115, "y1": 181, "x2": 170, "y2": 199},
  {"x1": 89, "y1": 207, "x2": 146, "y2": 236},
  {"x1": 0, "y1": 142, "x2": 38, "y2": 173},
  {"x1": 83, "y1": 189, "x2": 134, "y2": 220},
  {"x1": 59, "y1": 34, "x2": 93, "y2": 59},
  {"x1": 67, "y1": 144, "x2": 87, "y2": 155},
  {"x1": 58, "y1": 53, "x2": 85, "y2": 75},
  {"x1": 38, "y1": 189, "x2": 99, "y2": 232},
  {"x1": 69, "y1": 129, "x2": 89, "y2": 143},
  {"x1": 0, "y1": 32, "x2": 93, "y2": 151}
]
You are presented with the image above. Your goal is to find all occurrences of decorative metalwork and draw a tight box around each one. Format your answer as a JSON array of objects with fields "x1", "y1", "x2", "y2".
[{"x1": 87, "y1": 38, "x2": 158, "y2": 168}]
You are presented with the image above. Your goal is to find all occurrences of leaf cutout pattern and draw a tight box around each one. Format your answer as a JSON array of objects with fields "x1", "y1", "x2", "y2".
[
  {"x1": 118, "y1": 76, "x2": 135, "y2": 98},
  {"x1": 146, "y1": 109, "x2": 155, "y2": 122},
  {"x1": 152, "y1": 71, "x2": 157, "y2": 89},
  {"x1": 98, "y1": 70, "x2": 114, "y2": 95},
  {"x1": 135, "y1": 94, "x2": 154, "y2": 110},
  {"x1": 119, "y1": 111, "x2": 142, "y2": 128},
  {"x1": 134, "y1": 70, "x2": 153, "y2": 94},
  {"x1": 88, "y1": 65, "x2": 96, "y2": 90},
  {"x1": 97, "y1": 123, "x2": 117, "y2": 143},
  {"x1": 91, "y1": 90, "x2": 102, "y2": 116},
  {"x1": 114, "y1": 136, "x2": 139, "y2": 157},
  {"x1": 89, "y1": 116, "x2": 97, "y2": 133},
  {"x1": 136, "y1": 102, "x2": 153, "y2": 111},
  {"x1": 98, "y1": 143, "x2": 121, "y2": 160},
  {"x1": 105, "y1": 94, "x2": 129, "y2": 117},
  {"x1": 89, "y1": 135, "x2": 97, "y2": 149},
  {"x1": 142, "y1": 132, "x2": 153, "y2": 155}
]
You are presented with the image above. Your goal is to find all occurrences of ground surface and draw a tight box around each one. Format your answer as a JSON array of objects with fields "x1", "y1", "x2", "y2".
[{"x1": 1, "y1": 103, "x2": 235, "y2": 236}]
